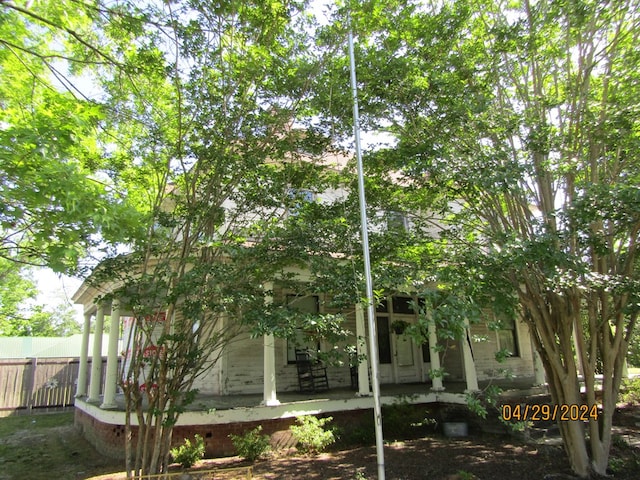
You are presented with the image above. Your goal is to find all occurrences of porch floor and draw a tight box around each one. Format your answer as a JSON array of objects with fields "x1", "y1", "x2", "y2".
[{"x1": 101, "y1": 377, "x2": 545, "y2": 413}]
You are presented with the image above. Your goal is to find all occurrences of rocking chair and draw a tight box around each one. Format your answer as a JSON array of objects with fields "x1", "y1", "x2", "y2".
[{"x1": 295, "y1": 349, "x2": 329, "y2": 393}]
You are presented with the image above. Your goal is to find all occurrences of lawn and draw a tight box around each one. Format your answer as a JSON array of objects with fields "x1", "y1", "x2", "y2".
[{"x1": 0, "y1": 411, "x2": 119, "y2": 480}]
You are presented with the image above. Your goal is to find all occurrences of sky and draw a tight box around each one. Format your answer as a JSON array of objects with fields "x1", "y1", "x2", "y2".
[{"x1": 35, "y1": 268, "x2": 84, "y2": 324}]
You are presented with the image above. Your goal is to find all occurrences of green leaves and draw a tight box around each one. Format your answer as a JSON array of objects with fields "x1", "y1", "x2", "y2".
[
  {"x1": 323, "y1": 2, "x2": 639, "y2": 475},
  {"x1": 0, "y1": 259, "x2": 79, "y2": 336},
  {"x1": 0, "y1": 1, "x2": 145, "y2": 273}
]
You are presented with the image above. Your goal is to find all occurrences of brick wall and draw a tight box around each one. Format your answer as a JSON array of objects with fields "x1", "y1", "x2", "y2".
[{"x1": 74, "y1": 408, "x2": 371, "y2": 460}]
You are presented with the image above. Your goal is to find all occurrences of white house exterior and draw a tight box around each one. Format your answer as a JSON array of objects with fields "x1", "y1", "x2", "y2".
[{"x1": 71, "y1": 149, "x2": 544, "y2": 458}]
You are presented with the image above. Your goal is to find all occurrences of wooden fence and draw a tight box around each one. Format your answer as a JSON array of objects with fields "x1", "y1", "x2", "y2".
[{"x1": 0, "y1": 357, "x2": 108, "y2": 415}]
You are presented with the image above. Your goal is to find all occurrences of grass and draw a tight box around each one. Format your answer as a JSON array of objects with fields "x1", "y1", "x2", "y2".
[
  {"x1": 0, "y1": 410, "x2": 73, "y2": 435},
  {"x1": 0, "y1": 411, "x2": 119, "y2": 480}
]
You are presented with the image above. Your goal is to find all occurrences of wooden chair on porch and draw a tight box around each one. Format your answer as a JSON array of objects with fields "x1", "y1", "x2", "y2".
[{"x1": 295, "y1": 349, "x2": 329, "y2": 393}]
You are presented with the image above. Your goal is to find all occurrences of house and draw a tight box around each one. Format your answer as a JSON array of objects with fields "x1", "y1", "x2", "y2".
[{"x1": 71, "y1": 151, "x2": 545, "y2": 459}]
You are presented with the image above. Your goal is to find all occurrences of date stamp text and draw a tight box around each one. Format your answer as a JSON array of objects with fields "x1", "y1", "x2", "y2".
[{"x1": 501, "y1": 403, "x2": 599, "y2": 422}]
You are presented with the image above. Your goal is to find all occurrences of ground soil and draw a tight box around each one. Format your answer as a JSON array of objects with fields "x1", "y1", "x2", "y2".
[{"x1": 2, "y1": 406, "x2": 639, "y2": 480}]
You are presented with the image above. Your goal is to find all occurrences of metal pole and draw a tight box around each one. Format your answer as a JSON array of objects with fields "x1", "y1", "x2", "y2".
[{"x1": 348, "y1": 13, "x2": 386, "y2": 480}]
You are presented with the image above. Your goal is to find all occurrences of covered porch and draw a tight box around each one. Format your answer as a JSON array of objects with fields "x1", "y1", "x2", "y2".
[
  {"x1": 77, "y1": 377, "x2": 545, "y2": 417},
  {"x1": 73, "y1": 288, "x2": 546, "y2": 413},
  {"x1": 72, "y1": 277, "x2": 546, "y2": 458}
]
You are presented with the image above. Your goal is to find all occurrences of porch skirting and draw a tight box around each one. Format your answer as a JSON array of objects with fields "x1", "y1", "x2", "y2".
[{"x1": 74, "y1": 390, "x2": 468, "y2": 459}]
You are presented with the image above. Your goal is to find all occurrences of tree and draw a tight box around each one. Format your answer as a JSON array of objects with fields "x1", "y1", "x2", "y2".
[
  {"x1": 0, "y1": 258, "x2": 39, "y2": 335},
  {"x1": 327, "y1": 0, "x2": 639, "y2": 476},
  {"x1": 88, "y1": 1, "x2": 348, "y2": 476},
  {"x1": 0, "y1": 258, "x2": 80, "y2": 336},
  {"x1": 0, "y1": 0, "x2": 144, "y2": 274}
]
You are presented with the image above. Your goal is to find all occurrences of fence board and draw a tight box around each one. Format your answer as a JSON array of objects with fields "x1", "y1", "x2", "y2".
[{"x1": 0, "y1": 357, "x2": 108, "y2": 413}]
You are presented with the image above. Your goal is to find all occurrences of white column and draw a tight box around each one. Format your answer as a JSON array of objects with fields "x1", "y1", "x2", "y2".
[
  {"x1": 428, "y1": 316, "x2": 444, "y2": 391},
  {"x1": 573, "y1": 322, "x2": 585, "y2": 379},
  {"x1": 532, "y1": 345, "x2": 546, "y2": 385},
  {"x1": 355, "y1": 303, "x2": 371, "y2": 396},
  {"x1": 262, "y1": 282, "x2": 279, "y2": 406},
  {"x1": 76, "y1": 311, "x2": 92, "y2": 397},
  {"x1": 461, "y1": 319, "x2": 479, "y2": 392},
  {"x1": 101, "y1": 300, "x2": 121, "y2": 409},
  {"x1": 88, "y1": 305, "x2": 105, "y2": 403},
  {"x1": 263, "y1": 334, "x2": 279, "y2": 405}
]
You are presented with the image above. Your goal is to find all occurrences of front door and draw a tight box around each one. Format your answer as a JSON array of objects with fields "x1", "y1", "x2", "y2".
[
  {"x1": 392, "y1": 315, "x2": 422, "y2": 383},
  {"x1": 376, "y1": 310, "x2": 422, "y2": 384}
]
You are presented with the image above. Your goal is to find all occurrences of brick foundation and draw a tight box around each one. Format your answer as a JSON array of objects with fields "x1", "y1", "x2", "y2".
[{"x1": 74, "y1": 407, "x2": 372, "y2": 459}]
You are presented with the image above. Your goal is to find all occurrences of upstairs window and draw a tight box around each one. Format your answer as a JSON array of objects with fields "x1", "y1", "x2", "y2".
[
  {"x1": 287, "y1": 188, "x2": 315, "y2": 216},
  {"x1": 387, "y1": 211, "x2": 407, "y2": 231}
]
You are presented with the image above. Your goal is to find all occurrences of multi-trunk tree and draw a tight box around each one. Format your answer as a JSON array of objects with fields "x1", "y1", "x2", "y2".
[
  {"x1": 91, "y1": 1, "x2": 351, "y2": 476},
  {"x1": 320, "y1": 0, "x2": 639, "y2": 476}
]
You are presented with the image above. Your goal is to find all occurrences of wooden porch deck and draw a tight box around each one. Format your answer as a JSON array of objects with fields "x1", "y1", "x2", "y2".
[
  {"x1": 186, "y1": 377, "x2": 544, "y2": 412},
  {"x1": 80, "y1": 376, "x2": 545, "y2": 418}
]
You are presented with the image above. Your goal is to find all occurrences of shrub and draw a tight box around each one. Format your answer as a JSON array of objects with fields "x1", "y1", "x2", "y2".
[
  {"x1": 170, "y1": 434, "x2": 205, "y2": 468},
  {"x1": 338, "y1": 423, "x2": 375, "y2": 446},
  {"x1": 290, "y1": 415, "x2": 335, "y2": 454},
  {"x1": 619, "y1": 377, "x2": 640, "y2": 405},
  {"x1": 229, "y1": 426, "x2": 271, "y2": 462},
  {"x1": 381, "y1": 397, "x2": 435, "y2": 439}
]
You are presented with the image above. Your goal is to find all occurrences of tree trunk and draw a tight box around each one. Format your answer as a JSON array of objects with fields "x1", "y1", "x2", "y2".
[
  {"x1": 558, "y1": 418, "x2": 591, "y2": 478},
  {"x1": 525, "y1": 292, "x2": 601, "y2": 479}
]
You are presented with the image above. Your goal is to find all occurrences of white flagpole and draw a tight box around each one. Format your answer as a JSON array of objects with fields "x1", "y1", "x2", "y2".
[{"x1": 347, "y1": 12, "x2": 386, "y2": 480}]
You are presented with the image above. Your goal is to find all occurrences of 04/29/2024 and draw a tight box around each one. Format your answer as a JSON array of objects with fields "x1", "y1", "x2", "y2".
[{"x1": 501, "y1": 403, "x2": 599, "y2": 422}]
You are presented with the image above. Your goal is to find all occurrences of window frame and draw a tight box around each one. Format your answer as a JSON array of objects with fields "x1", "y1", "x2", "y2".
[{"x1": 496, "y1": 316, "x2": 519, "y2": 358}]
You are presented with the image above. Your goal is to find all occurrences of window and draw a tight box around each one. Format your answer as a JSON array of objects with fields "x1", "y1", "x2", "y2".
[
  {"x1": 287, "y1": 188, "x2": 314, "y2": 216},
  {"x1": 376, "y1": 298, "x2": 389, "y2": 313},
  {"x1": 286, "y1": 294, "x2": 320, "y2": 363},
  {"x1": 392, "y1": 296, "x2": 415, "y2": 315},
  {"x1": 497, "y1": 317, "x2": 519, "y2": 357},
  {"x1": 387, "y1": 211, "x2": 408, "y2": 232},
  {"x1": 421, "y1": 341, "x2": 431, "y2": 363},
  {"x1": 376, "y1": 316, "x2": 392, "y2": 364}
]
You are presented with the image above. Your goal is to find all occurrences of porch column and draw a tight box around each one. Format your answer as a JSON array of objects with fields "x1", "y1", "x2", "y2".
[
  {"x1": 573, "y1": 322, "x2": 584, "y2": 379},
  {"x1": 532, "y1": 345, "x2": 546, "y2": 385},
  {"x1": 461, "y1": 319, "x2": 479, "y2": 392},
  {"x1": 88, "y1": 305, "x2": 105, "y2": 403},
  {"x1": 262, "y1": 282, "x2": 280, "y2": 406},
  {"x1": 75, "y1": 311, "x2": 92, "y2": 397},
  {"x1": 101, "y1": 300, "x2": 121, "y2": 409},
  {"x1": 428, "y1": 316, "x2": 444, "y2": 391},
  {"x1": 263, "y1": 334, "x2": 279, "y2": 405},
  {"x1": 355, "y1": 303, "x2": 371, "y2": 396}
]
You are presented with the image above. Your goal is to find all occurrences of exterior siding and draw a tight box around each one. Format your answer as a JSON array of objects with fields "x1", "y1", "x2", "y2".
[
  {"x1": 440, "y1": 339, "x2": 464, "y2": 381},
  {"x1": 193, "y1": 293, "x2": 359, "y2": 395},
  {"x1": 469, "y1": 320, "x2": 535, "y2": 381}
]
